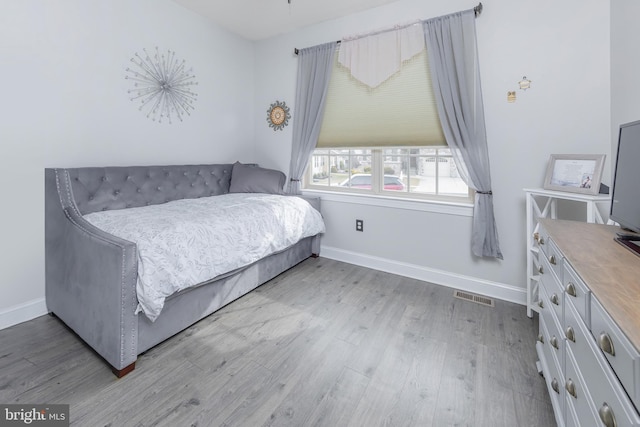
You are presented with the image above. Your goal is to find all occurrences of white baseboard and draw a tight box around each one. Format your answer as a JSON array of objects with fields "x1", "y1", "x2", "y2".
[
  {"x1": 0, "y1": 298, "x2": 48, "y2": 330},
  {"x1": 320, "y1": 246, "x2": 526, "y2": 306}
]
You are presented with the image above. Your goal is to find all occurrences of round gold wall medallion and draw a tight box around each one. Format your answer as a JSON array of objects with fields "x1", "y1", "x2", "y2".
[
  {"x1": 271, "y1": 106, "x2": 286, "y2": 125},
  {"x1": 267, "y1": 100, "x2": 290, "y2": 131}
]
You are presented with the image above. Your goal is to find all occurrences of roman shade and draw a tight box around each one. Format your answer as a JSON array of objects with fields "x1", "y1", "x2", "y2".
[{"x1": 316, "y1": 48, "x2": 445, "y2": 148}]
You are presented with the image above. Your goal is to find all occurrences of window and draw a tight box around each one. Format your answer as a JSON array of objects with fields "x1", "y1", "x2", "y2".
[
  {"x1": 306, "y1": 146, "x2": 470, "y2": 201},
  {"x1": 303, "y1": 46, "x2": 471, "y2": 202}
]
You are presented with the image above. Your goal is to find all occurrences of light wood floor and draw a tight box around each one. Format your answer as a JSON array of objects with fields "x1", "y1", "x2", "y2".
[{"x1": 0, "y1": 258, "x2": 555, "y2": 426}]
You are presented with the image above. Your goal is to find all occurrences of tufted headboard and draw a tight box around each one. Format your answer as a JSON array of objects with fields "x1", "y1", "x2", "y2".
[{"x1": 54, "y1": 164, "x2": 234, "y2": 215}]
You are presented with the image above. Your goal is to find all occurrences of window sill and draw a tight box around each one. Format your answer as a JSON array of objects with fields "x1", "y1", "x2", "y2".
[{"x1": 302, "y1": 189, "x2": 474, "y2": 217}]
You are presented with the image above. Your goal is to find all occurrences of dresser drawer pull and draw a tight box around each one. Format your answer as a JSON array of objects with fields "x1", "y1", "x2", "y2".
[
  {"x1": 538, "y1": 300, "x2": 544, "y2": 309},
  {"x1": 538, "y1": 265, "x2": 544, "y2": 274},
  {"x1": 565, "y1": 379, "x2": 577, "y2": 398},
  {"x1": 550, "y1": 335, "x2": 559, "y2": 350},
  {"x1": 598, "y1": 332, "x2": 616, "y2": 356},
  {"x1": 537, "y1": 334, "x2": 544, "y2": 343},
  {"x1": 549, "y1": 254, "x2": 556, "y2": 265},
  {"x1": 566, "y1": 282, "x2": 577, "y2": 297},
  {"x1": 550, "y1": 293, "x2": 559, "y2": 305},
  {"x1": 598, "y1": 402, "x2": 617, "y2": 427},
  {"x1": 565, "y1": 326, "x2": 575, "y2": 342},
  {"x1": 539, "y1": 237, "x2": 545, "y2": 245},
  {"x1": 551, "y1": 378, "x2": 559, "y2": 394}
]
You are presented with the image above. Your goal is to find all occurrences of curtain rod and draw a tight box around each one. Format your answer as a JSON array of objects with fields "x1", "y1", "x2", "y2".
[{"x1": 293, "y1": 2, "x2": 483, "y2": 55}]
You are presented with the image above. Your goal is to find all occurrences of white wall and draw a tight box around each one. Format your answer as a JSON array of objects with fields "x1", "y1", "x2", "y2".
[
  {"x1": 0, "y1": 0, "x2": 255, "y2": 327},
  {"x1": 253, "y1": 0, "x2": 611, "y2": 301},
  {"x1": 611, "y1": 0, "x2": 640, "y2": 163}
]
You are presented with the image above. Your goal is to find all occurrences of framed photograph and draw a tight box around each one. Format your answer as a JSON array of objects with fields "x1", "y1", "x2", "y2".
[{"x1": 543, "y1": 154, "x2": 606, "y2": 195}]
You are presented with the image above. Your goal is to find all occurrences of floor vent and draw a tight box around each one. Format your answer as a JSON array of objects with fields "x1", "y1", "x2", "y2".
[{"x1": 453, "y1": 290, "x2": 495, "y2": 307}]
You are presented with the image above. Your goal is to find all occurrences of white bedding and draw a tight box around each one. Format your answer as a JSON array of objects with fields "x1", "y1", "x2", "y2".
[{"x1": 84, "y1": 193, "x2": 325, "y2": 321}]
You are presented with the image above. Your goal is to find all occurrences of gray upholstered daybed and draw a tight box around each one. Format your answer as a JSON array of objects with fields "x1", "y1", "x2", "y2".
[{"x1": 45, "y1": 163, "x2": 323, "y2": 377}]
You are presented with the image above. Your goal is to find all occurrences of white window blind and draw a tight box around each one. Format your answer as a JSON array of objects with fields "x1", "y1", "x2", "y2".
[{"x1": 317, "y1": 48, "x2": 445, "y2": 148}]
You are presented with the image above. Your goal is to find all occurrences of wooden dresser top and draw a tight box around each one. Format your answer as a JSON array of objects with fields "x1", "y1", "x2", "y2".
[{"x1": 540, "y1": 218, "x2": 640, "y2": 351}]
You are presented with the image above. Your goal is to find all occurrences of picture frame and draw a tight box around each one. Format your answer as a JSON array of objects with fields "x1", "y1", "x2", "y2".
[{"x1": 543, "y1": 154, "x2": 606, "y2": 195}]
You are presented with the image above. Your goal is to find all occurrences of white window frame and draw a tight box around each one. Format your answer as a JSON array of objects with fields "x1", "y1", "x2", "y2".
[
  {"x1": 303, "y1": 146, "x2": 474, "y2": 213},
  {"x1": 301, "y1": 188, "x2": 473, "y2": 217}
]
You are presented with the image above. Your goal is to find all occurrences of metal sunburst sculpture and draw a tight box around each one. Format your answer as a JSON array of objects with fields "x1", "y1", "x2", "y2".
[{"x1": 125, "y1": 47, "x2": 198, "y2": 124}]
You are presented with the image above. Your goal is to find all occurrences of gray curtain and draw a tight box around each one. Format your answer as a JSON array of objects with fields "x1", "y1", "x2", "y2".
[
  {"x1": 287, "y1": 42, "x2": 337, "y2": 194},
  {"x1": 423, "y1": 10, "x2": 503, "y2": 259}
]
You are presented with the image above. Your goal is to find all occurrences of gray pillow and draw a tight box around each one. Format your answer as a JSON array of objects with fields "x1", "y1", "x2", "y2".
[{"x1": 229, "y1": 162, "x2": 286, "y2": 194}]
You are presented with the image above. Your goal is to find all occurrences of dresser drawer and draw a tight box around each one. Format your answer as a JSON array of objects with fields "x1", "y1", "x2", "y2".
[
  {"x1": 539, "y1": 249, "x2": 564, "y2": 296},
  {"x1": 544, "y1": 240, "x2": 563, "y2": 283},
  {"x1": 565, "y1": 399, "x2": 580, "y2": 427},
  {"x1": 540, "y1": 284, "x2": 565, "y2": 377},
  {"x1": 538, "y1": 318, "x2": 565, "y2": 426},
  {"x1": 563, "y1": 262, "x2": 590, "y2": 327},
  {"x1": 540, "y1": 253, "x2": 564, "y2": 326},
  {"x1": 537, "y1": 226, "x2": 562, "y2": 280},
  {"x1": 565, "y1": 346, "x2": 600, "y2": 427},
  {"x1": 564, "y1": 297, "x2": 594, "y2": 373},
  {"x1": 537, "y1": 224, "x2": 552, "y2": 255},
  {"x1": 537, "y1": 226, "x2": 563, "y2": 277},
  {"x1": 580, "y1": 334, "x2": 640, "y2": 427},
  {"x1": 591, "y1": 297, "x2": 640, "y2": 409}
]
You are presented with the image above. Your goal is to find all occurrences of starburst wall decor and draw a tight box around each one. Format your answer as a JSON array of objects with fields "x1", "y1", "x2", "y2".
[{"x1": 125, "y1": 47, "x2": 198, "y2": 124}]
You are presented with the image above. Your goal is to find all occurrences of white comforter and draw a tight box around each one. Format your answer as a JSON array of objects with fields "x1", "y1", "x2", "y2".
[{"x1": 84, "y1": 193, "x2": 325, "y2": 321}]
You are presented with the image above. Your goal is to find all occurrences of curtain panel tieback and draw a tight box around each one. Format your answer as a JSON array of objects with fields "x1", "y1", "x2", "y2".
[{"x1": 476, "y1": 190, "x2": 492, "y2": 195}]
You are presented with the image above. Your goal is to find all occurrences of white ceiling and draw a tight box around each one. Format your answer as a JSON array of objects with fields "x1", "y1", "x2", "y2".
[{"x1": 173, "y1": 0, "x2": 402, "y2": 41}]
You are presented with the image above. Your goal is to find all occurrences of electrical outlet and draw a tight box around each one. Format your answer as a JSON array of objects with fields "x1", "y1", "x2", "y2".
[{"x1": 356, "y1": 219, "x2": 363, "y2": 232}]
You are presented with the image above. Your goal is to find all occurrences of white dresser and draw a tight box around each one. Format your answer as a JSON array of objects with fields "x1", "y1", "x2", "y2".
[
  {"x1": 524, "y1": 188, "x2": 611, "y2": 318},
  {"x1": 535, "y1": 219, "x2": 640, "y2": 426}
]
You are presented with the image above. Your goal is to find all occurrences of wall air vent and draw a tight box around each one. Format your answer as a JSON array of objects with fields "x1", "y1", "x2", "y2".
[{"x1": 453, "y1": 290, "x2": 495, "y2": 307}]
